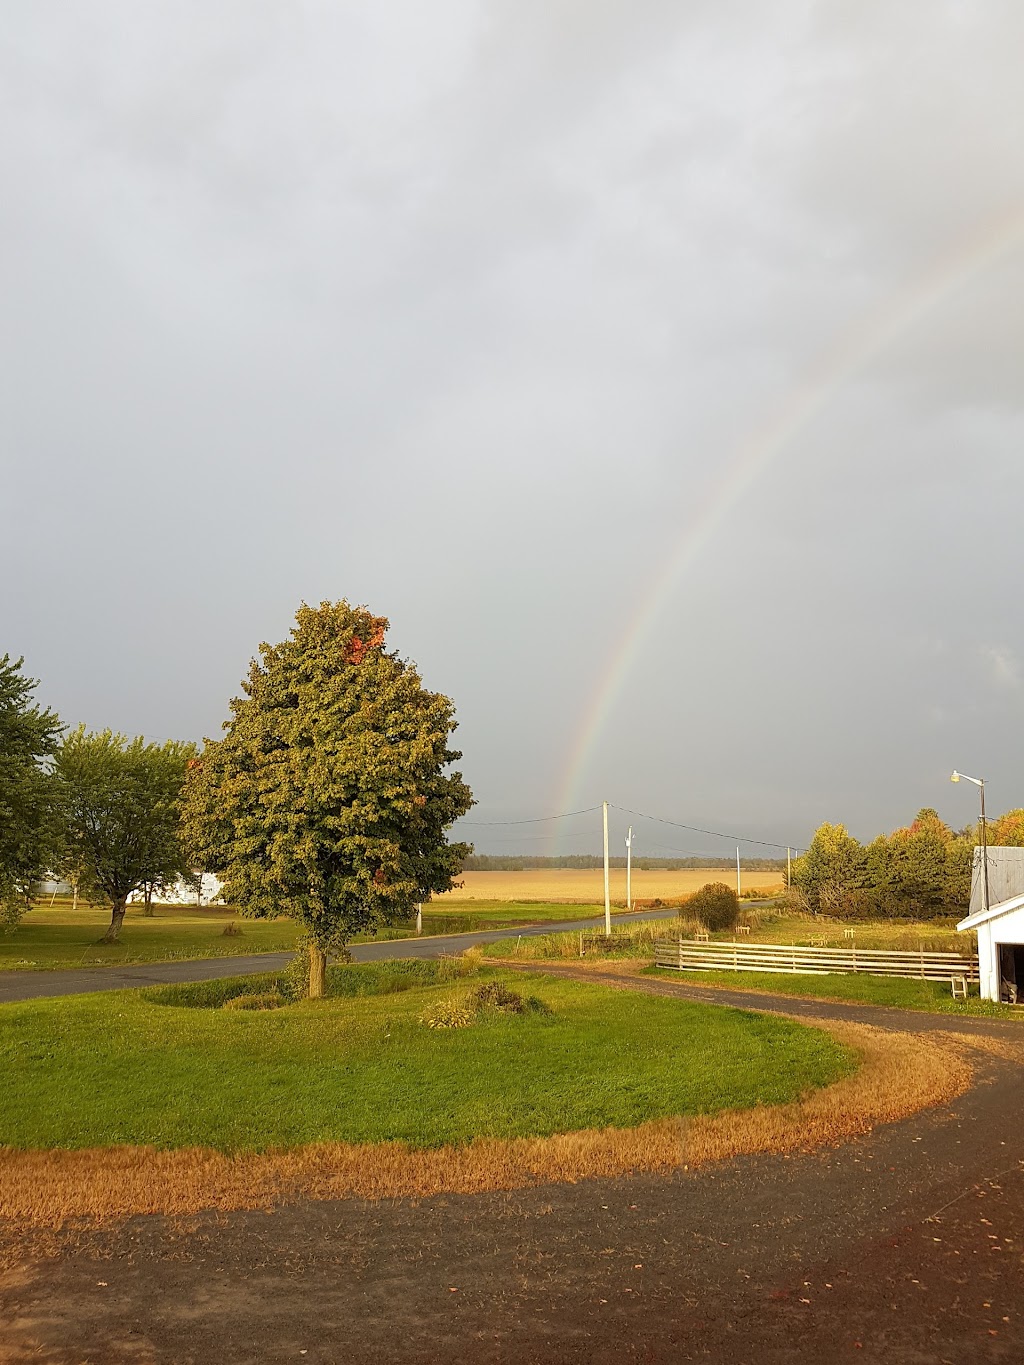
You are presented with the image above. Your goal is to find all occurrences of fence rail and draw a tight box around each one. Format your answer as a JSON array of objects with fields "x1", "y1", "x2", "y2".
[{"x1": 653, "y1": 938, "x2": 979, "y2": 982}]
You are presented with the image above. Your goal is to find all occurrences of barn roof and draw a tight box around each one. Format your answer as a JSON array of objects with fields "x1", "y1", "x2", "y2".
[
  {"x1": 968, "y1": 846, "x2": 1024, "y2": 915},
  {"x1": 957, "y1": 891, "x2": 1024, "y2": 933}
]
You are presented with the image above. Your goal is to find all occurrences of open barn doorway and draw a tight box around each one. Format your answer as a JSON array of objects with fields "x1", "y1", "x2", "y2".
[{"x1": 998, "y1": 945, "x2": 1024, "y2": 1003}]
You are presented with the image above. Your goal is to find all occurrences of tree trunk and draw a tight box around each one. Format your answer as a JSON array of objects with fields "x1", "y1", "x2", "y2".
[
  {"x1": 71, "y1": 880, "x2": 79, "y2": 913},
  {"x1": 102, "y1": 900, "x2": 127, "y2": 943},
  {"x1": 308, "y1": 941, "x2": 326, "y2": 999},
  {"x1": 142, "y1": 885, "x2": 154, "y2": 917}
]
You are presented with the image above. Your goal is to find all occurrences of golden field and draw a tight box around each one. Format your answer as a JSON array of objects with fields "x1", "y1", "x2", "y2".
[{"x1": 434, "y1": 868, "x2": 784, "y2": 904}]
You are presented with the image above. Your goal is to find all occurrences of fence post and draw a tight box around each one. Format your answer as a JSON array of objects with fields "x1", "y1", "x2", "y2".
[{"x1": 678, "y1": 936, "x2": 683, "y2": 970}]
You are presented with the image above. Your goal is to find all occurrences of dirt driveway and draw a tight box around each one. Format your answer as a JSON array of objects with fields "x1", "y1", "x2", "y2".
[{"x1": 2, "y1": 972, "x2": 1022, "y2": 1364}]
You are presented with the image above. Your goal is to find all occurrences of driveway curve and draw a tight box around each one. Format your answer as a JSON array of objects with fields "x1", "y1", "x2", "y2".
[{"x1": 2, "y1": 962, "x2": 1022, "y2": 1363}]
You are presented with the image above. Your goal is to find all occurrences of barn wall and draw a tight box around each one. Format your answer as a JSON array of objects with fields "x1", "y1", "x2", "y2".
[{"x1": 976, "y1": 906, "x2": 1024, "y2": 1000}]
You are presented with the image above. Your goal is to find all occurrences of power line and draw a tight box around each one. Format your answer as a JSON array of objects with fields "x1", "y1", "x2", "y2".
[
  {"x1": 455, "y1": 806, "x2": 602, "y2": 827},
  {"x1": 610, "y1": 804, "x2": 798, "y2": 852}
]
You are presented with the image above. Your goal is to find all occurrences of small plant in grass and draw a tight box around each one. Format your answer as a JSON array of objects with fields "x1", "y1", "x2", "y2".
[
  {"x1": 420, "y1": 997, "x2": 474, "y2": 1029},
  {"x1": 523, "y1": 995, "x2": 553, "y2": 1016},
  {"x1": 221, "y1": 921, "x2": 243, "y2": 937},
  {"x1": 687, "y1": 881, "x2": 740, "y2": 932},
  {"x1": 222, "y1": 991, "x2": 286, "y2": 1011}
]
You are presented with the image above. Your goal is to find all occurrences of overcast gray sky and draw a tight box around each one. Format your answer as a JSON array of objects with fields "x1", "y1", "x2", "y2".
[{"x1": 3, "y1": 1, "x2": 1023, "y2": 858}]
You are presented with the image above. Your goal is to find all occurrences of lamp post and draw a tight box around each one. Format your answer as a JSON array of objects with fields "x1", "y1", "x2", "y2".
[{"x1": 951, "y1": 771, "x2": 989, "y2": 915}]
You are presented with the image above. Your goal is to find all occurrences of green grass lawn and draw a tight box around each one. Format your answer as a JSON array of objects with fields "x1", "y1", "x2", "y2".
[
  {"x1": 0, "y1": 900, "x2": 620, "y2": 972},
  {"x1": 0, "y1": 963, "x2": 855, "y2": 1152},
  {"x1": 645, "y1": 966, "x2": 1016, "y2": 1018}
]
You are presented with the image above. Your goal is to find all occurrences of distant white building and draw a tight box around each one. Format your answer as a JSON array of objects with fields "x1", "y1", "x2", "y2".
[
  {"x1": 958, "y1": 893, "x2": 1024, "y2": 1003},
  {"x1": 126, "y1": 873, "x2": 224, "y2": 907}
]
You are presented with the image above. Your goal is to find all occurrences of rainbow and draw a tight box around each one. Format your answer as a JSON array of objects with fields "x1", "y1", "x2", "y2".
[{"x1": 554, "y1": 204, "x2": 1024, "y2": 842}]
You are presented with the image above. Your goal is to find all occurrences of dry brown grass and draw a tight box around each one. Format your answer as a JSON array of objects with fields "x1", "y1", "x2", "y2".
[
  {"x1": 437, "y1": 868, "x2": 783, "y2": 904},
  {"x1": 941, "y1": 1031, "x2": 1024, "y2": 1065},
  {"x1": 0, "y1": 1020, "x2": 971, "y2": 1229}
]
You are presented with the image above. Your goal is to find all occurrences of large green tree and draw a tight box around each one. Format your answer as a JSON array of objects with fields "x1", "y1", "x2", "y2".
[
  {"x1": 0, "y1": 656, "x2": 63, "y2": 930},
  {"x1": 792, "y1": 822, "x2": 867, "y2": 915},
  {"x1": 56, "y1": 728, "x2": 197, "y2": 941},
  {"x1": 864, "y1": 809, "x2": 966, "y2": 919},
  {"x1": 181, "y1": 601, "x2": 474, "y2": 997}
]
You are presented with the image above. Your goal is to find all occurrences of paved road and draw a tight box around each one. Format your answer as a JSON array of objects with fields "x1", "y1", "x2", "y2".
[
  {"x1": 3, "y1": 967, "x2": 1022, "y2": 1363},
  {"x1": 0, "y1": 907, "x2": 681, "y2": 1004}
]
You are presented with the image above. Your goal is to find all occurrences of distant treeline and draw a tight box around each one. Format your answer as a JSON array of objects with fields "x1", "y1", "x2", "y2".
[{"x1": 462, "y1": 854, "x2": 786, "y2": 872}]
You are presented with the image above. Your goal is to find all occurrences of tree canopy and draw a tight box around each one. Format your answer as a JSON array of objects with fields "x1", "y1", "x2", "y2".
[
  {"x1": 0, "y1": 655, "x2": 63, "y2": 929},
  {"x1": 793, "y1": 809, "x2": 972, "y2": 919},
  {"x1": 181, "y1": 600, "x2": 474, "y2": 996},
  {"x1": 990, "y1": 808, "x2": 1024, "y2": 846},
  {"x1": 56, "y1": 728, "x2": 197, "y2": 941}
]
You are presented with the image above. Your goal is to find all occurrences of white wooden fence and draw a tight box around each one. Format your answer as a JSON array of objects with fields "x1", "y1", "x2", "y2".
[{"x1": 654, "y1": 938, "x2": 979, "y2": 982}]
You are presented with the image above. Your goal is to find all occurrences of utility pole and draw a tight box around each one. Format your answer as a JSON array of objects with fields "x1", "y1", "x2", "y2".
[
  {"x1": 736, "y1": 845, "x2": 741, "y2": 899},
  {"x1": 787, "y1": 846, "x2": 792, "y2": 889},
  {"x1": 603, "y1": 801, "x2": 611, "y2": 936},
  {"x1": 625, "y1": 826, "x2": 633, "y2": 911}
]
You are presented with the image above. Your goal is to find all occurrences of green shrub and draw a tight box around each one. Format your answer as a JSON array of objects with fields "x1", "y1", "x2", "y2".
[
  {"x1": 144, "y1": 973, "x2": 282, "y2": 1009},
  {"x1": 469, "y1": 981, "x2": 526, "y2": 1013},
  {"x1": 420, "y1": 997, "x2": 474, "y2": 1029},
  {"x1": 687, "y1": 881, "x2": 740, "y2": 932},
  {"x1": 280, "y1": 940, "x2": 312, "y2": 1000},
  {"x1": 147, "y1": 959, "x2": 474, "y2": 1010},
  {"x1": 222, "y1": 991, "x2": 286, "y2": 1011},
  {"x1": 325, "y1": 959, "x2": 442, "y2": 997}
]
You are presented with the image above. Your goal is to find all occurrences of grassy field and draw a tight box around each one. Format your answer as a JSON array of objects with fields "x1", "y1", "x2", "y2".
[
  {"x1": 485, "y1": 913, "x2": 977, "y2": 960},
  {"x1": 436, "y1": 868, "x2": 784, "y2": 904},
  {"x1": 0, "y1": 962, "x2": 854, "y2": 1152},
  {"x1": 0, "y1": 900, "x2": 623, "y2": 972}
]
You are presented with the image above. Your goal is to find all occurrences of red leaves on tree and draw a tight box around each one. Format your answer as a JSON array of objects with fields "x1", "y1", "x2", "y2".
[{"x1": 343, "y1": 617, "x2": 387, "y2": 665}]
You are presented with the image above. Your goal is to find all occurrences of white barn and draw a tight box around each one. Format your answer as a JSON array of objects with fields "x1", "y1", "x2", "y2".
[{"x1": 958, "y1": 893, "x2": 1024, "y2": 1003}]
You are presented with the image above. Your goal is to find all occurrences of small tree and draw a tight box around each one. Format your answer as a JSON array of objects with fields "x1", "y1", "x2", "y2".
[
  {"x1": 0, "y1": 656, "x2": 63, "y2": 932},
  {"x1": 687, "y1": 881, "x2": 740, "y2": 932},
  {"x1": 181, "y1": 601, "x2": 474, "y2": 998},
  {"x1": 56, "y1": 728, "x2": 197, "y2": 942}
]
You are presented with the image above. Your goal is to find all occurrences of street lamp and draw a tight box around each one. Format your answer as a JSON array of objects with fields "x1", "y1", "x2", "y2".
[{"x1": 951, "y1": 771, "x2": 989, "y2": 915}]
